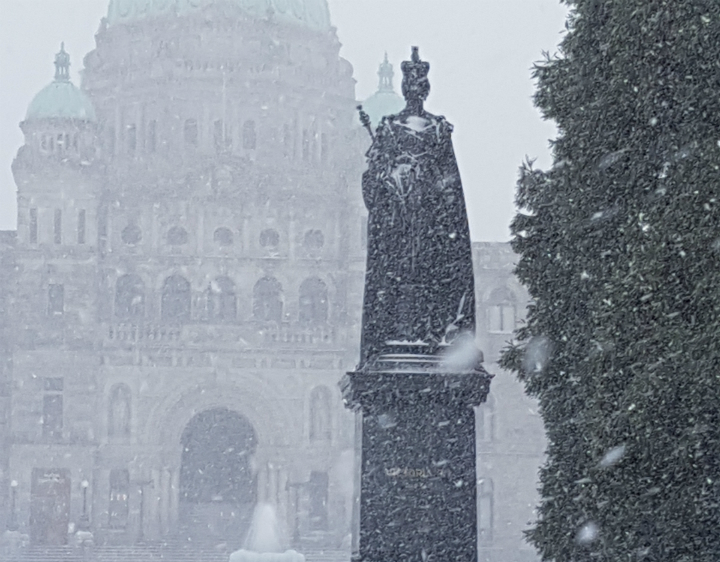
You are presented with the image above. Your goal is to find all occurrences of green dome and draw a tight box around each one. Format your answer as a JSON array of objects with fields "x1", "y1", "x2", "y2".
[
  {"x1": 26, "y1": 44, "x2": 96, "y2": 122},
  {"x1": 362, "y1": 91, "x2": 405, "y2": 128},
  {"x1": 107, "y1": 0, "x2": 331, "y2": 30},
  {"x1": 361, "y1": 54, "x2": 405, "y2": 127}
]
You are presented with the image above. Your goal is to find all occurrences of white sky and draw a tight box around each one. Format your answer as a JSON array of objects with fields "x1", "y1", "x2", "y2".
[{"x1": 0, "y1": 0, "x2": 567, "y2": 240}]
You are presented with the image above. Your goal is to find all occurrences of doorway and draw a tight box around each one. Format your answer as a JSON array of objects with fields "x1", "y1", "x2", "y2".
[
  {"x1": 179, "y1": 408, "x2": 257, "y2": 546},
  {"x1": 30, "y1": 468, "x2": 71, "y2": 545}
]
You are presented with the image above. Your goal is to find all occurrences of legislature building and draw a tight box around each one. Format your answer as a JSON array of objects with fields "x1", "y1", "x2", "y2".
[{"x1": 0, "y1": 2, "x2": 544, "y2": 561}]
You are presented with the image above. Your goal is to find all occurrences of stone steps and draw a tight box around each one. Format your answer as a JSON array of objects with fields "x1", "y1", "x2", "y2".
[{"x1": 9, "y1": 545, "x2": 349, "y2": 562}]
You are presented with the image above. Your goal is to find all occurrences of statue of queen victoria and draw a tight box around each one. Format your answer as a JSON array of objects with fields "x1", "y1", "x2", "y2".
[{"x1": 359, "y1": 47, "x2": 476, "y2": 368}]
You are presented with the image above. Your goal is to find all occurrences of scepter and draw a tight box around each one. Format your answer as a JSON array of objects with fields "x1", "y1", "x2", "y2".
[{"x1": 357, "y1": 105, "x2": 375, "y2": 141}]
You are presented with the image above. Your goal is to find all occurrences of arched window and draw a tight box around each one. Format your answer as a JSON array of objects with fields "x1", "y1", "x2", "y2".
[
  {"x1": 243, "y1": 120, "x2": 256, "y2": 149},
  {"x1": 167, "y1": 226, "x2": 188, "y2": 246},
  {"x1": 207, "y1": 276, "x2": 237, "y2": 322},
  {"x1": 299, "y1": 277, "x2": 328, "y2": 323},
  {"x1": 487, "y1": 287, "x2": 516, "y2": 334},
  {"x1": 184, "y1": 118, "x2": 198, "y2": 146},
  {"x1": 162, "y1": 274, "x2": 191, "y2": 322},
  {"x1": 121, "y1": 223, "x2": 142, "y2": 245},
  {"x1": 115, "y1": 274, "x2": 145, "y2": 320},
  {"x1": 476, "y1": 392, "x2": 495, "y2": 443},
  {"x1": 309, "y1": 386, "x2": 331, "y2": 442},
  {"x1": 478, "y1": 478, "x2": 494, "y2": 543},
  {"x1": 213, "y1": 227, "x2": 234, "y2": 247},
  {"x1": 108, "y1": 384, "x2": 131, "y2": 438},
  {"x1": 259, "y1": 228, "x2": 279, "y2": 248},
  {"x1": 303, "y1": 229, "x2": 324, "y2": 250},
  {"x1": 253, "y1": 277, "x2": 282, "y2": 322}
]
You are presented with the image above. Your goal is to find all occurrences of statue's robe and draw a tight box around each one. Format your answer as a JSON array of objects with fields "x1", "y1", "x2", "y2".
[{"x1": 360, "y1": 110, "x2": 476, "y2": 367}]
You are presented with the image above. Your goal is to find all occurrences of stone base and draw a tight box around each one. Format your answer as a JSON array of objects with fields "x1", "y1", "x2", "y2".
[{"x1": 340, "y1": 354, "x2": 492, "y2": 562}]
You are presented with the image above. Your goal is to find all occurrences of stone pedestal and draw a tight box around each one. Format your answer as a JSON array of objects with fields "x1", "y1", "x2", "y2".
[{"x1": 341, "y1": 354, "x2": 492, "y2": 562}]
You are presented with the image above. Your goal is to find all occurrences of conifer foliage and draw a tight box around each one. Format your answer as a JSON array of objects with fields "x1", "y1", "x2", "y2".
[{"x1": 502, "y1": 1, "x2": 720, "y2": 560}]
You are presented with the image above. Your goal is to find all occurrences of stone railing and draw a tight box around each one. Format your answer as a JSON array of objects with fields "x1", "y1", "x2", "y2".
[
  {"x1": 104, "y1": 322, "x2": 342, "y2": 349},
  {"x1": 107, "y1": 323, "x2": 182, "y2": 343},
  {"x1": 260, "y1": 324, "x2": 336, "y2": 346}
]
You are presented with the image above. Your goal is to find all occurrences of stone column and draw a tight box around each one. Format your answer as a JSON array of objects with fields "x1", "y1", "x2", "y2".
[
  {"x1": 256, "y1": 462, "x2": 268, "y2": 504},
  {"x1": 148, "y1": 469, "x2": 160, "y2": 540},
  {"x1": 276, "y1": 466, "x2": 288, "y2": 525},
  {"x1": 267, "y1": 463, "x2": 278, "y2": 508},
  {"x1": 242, "y1": 215, "x2": 250, "y2": 254},
  {"x1": 169, "y1": 469, "x2": 180, "y2": 530},
  {"x1": 158, "y1": 468, "x2": 171, "y2": 536},
  {"x1": 288, "y1": 211, "x2": 296, "y2": 261}
]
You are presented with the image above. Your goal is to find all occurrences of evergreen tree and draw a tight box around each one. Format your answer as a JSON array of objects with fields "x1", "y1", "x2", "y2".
[{"x1": 502, "y1": 1, "x2": 720, "y2": 560}]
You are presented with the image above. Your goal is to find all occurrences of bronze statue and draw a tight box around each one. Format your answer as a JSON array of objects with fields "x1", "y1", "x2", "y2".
[{"x1": 359, "y1": 47, "x2": 476, "y2": 367}]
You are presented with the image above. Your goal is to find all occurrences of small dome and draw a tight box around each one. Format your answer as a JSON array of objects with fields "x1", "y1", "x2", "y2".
[
  {"x1": 361, "y1": 54, "x2": 405, "y2": 127},
  {"x1": 107, "y1": 0, "x2": 331, "y2": 31},
  {"x1": 25, "y1": 44, "x2": 96, "y2": 122}
]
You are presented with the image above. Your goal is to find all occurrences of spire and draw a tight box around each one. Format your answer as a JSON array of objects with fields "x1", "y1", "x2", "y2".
[
  {"x1": 54, "y1": 42, "x2": 70, "y2": 82},
  {"x1": 377, "y1": 52, "x2": 394, "y2": 93}
]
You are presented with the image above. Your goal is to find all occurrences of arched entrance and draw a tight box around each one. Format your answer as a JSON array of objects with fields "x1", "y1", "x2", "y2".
[{"x1": 178, "y1": 408, "x2": 257, "y2": 546}]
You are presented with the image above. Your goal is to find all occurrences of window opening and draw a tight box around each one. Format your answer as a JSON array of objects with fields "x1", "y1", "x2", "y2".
[
  {"x1": 127, "y1": 124, "x2": 136, "y2": 154},
  {"x1": 302, "y1": 129, "x2": 309, "y2": 161},
  {"x1": 213, "y1": 227, "x2": 234, "y2": 247},
  {"x1": 283, "y1": 124, "x2": 292, "y2": 158},
  {"x1": 121, "y1": 223, "x2": 142, "y2": 245},
  {"x1": 299, "y1": 277, "x2": 328, "y2": 323},
  {"x1": 115, "y1": 274, "x2": 145, "y2": 320},
  {"x1": 107, "y1": 126, "x2": 115, "y2": 156},
  {"x1": 77, "y1": 210, "x2": 86, "y2": 244},
  {"x1": 487, "y1": 288, "x2": 516, "y2": 334},
  {"x1": 184, "y1": 118, "x2": 198, "y2": 146},
  {"x1": 147, "y1": 120, "x2": 157, "y2": 153},
  {"x1": 162, "y1": 274, "x2": 191, "y2": 322},
  {"x1": 252, "y1": 277, "x2": 282, "y2": 322},
  {"x1": 303, "y1": 229, "x2": 325, "y2": 250},
  {"x1": 167, "y1": 226, "x2": 188, "y2": 246},
  {"x1": 320, "y1": 132, "x2": 328, "y2": 164},
  {"x1": 48, "y1": 284, "x2": 64, "y2": 317},
  {"x1": 259, "y1": 228, "x2": 280, "y2": 248},
  {"x1": 29, "y1": 208, "x2": 38, "y2": 244},
  {"x1": 309, "y1": 386, "x2": 332, "y2": 442},
  {"x1": 108, "y1": 385, "x2": 131, "y2": 437},
  {"x1": 243, "y1": 120, "x2": 256, "y2": 149},
  {"x1": 54, "y1": 209, "x2": 62, "y2": 244},
  {"x1": 43, "y1": 378, "x2": 64, "y2": 441},
  {"x1": 207, "y1": 276, "x2": 237, "y2": 321},
  {"x1": 214, "y1": 119, "x2": 224, "y2": 152}
]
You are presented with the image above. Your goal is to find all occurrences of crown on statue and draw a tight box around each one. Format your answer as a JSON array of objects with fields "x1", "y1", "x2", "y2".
[{"x1": 401, "y1": 46, "x2": 430, "y2": 102}]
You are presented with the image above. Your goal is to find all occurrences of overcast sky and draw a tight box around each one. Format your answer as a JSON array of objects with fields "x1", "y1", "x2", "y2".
[{"x1": 0, "y1": 0, "x2": 567, "y2": 240}]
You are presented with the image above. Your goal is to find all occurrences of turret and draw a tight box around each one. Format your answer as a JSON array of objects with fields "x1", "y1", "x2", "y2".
[
  {"x1": 360, "y1": 54, "x2": 405, "y2": 128},
  {"x1": 12, "y1": 44, "x2": 100, "y2": 248}
]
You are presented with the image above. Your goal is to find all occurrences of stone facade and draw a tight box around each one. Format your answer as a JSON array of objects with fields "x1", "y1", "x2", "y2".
[{"x1": 0, "y1": 2, "x2": 545, "y2": 561}]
